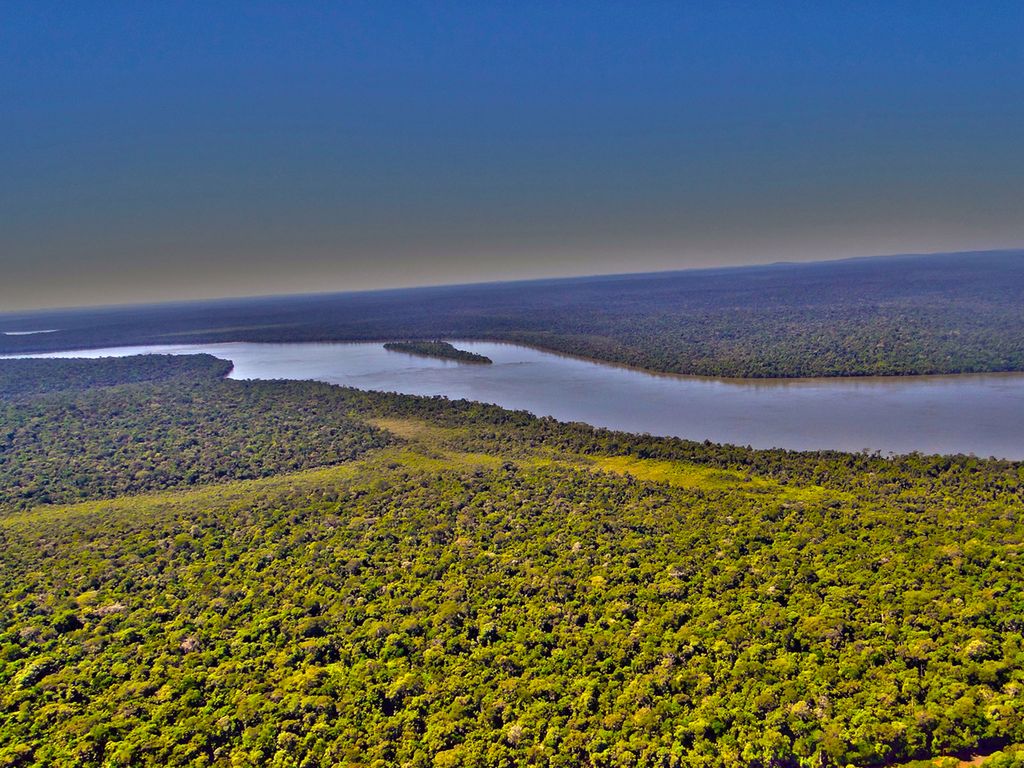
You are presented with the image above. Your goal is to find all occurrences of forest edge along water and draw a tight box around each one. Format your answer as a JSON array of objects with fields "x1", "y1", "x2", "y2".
[{"x1": 5, "y1": 340, "x2": 1024, "y2": 459}]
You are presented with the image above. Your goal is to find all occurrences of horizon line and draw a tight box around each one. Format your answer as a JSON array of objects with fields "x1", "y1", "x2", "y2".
[{"x1": 3, "y1": 246, "x2": 1023, "y2": 319}]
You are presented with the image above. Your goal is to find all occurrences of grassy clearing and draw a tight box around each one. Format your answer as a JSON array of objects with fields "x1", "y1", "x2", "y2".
[
  {"x1": 3, "y1": 415, "x2": 850, "y2": 535},
  {"x1": 589, "y1": 454, "x2": 771, "y2": 490},
  {"x1": 0, "y1": 461, "x2": 369, "y2": 530},
  {"x1": 5, "y1": 415, "x2": 838, "y2": 531},
  {"x1": 367, "y1": 416, "x2": 459, "y2": 441},
  {"x1": 371, "y1": 415, "x2": 846, "y2": 504}
]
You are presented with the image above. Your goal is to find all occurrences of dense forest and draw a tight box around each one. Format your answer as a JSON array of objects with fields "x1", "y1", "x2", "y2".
[
  {"x1": 384, "y1": 341, "x2": 492, "y2": 364},
  {"x1": 0, "y1": 357, "x2": 391, "y2": 509},
  {"x1": 1, "y1": 355, "x2": 1023, "y2": 767},
  {"x1": 2, "y1": 250, "x2": 1024, "y2": 378},
  {"x1": 0, "y1": 355, "x2": 232, "y2": 400}
]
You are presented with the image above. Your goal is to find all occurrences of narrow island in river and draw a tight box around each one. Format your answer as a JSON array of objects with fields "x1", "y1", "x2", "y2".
[{"x1": 383, "y1": 339, "x2": 492, "y2": 364}]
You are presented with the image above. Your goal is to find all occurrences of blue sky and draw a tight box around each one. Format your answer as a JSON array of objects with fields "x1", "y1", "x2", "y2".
[{"x1": 2, "y1": 2, "x2": 1023, "y2": 309}]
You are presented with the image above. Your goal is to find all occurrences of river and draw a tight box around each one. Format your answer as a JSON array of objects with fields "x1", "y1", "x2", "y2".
[{"x1": 13, "y1": 340, "x2": 1024, "y2": 459}]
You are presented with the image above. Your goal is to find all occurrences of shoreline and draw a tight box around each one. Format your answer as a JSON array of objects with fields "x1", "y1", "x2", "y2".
[{"x1": 6, "y1": 335, "x2": 1024, "y2": 386}]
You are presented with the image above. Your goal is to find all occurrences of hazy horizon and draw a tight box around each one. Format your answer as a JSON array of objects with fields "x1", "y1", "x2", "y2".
[
  {"x1": 3, "y1": 3, "x2": 1023, "y2": 311},
  {"x1": 0, "y1": 247, "x2": 1018, "y2": 316}
]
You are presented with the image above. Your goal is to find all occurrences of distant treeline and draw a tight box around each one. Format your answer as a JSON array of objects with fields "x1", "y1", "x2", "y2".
[
  {"x1": 384, "y1": 340, "x2": 492, "y2": 364},
  {"x1": 2, "y1": 250, "x2": 1023, "y2": 378},
  {"x1": 0, "y1": 354, "x2": 231, "y2": 400}
]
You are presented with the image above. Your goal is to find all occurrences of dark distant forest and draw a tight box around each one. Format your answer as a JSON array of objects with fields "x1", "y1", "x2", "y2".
[
  {"x1": 2, "y1": 250, "x2": 1023, "y2": 378},
  {"x1": 1, "y1": 355, "x2": 1023, "y2": 767}
]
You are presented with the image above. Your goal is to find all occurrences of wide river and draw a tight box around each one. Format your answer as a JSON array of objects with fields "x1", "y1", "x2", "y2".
[{"x1": 16, "y1": 340, "x2": 1024, "y2": 459}]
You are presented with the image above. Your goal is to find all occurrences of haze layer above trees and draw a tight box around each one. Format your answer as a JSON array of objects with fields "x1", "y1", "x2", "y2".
[{"x1": 2, "y1": 250, "x2": 1023, "y2": 378}]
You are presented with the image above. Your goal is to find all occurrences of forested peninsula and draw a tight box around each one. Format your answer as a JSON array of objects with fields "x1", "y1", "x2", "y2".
[
  {"x1": 2, "y1": 250, "x2": 1023, "y2": 379},
  {"x1": 384, "y1": 340, "x2": 492, "y2": 364},
  {"x1": 1, "y1": 354, "x2": 1023, "y2": 767}
]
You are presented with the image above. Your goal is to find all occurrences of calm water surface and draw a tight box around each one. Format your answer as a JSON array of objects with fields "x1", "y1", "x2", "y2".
[{"x1": 18, "y1": 341, "x2": 1024, "y2": 459}]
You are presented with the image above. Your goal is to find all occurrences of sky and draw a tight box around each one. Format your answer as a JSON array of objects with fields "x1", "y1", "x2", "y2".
[{"x1": 2, "y1": 2, "x2": 1023, "y2": 311}]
